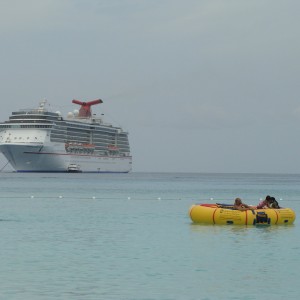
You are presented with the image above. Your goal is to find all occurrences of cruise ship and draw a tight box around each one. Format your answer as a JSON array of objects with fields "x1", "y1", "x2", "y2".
[{"x1": 0, "y1": 99, "x2": 132, "y2": 172}]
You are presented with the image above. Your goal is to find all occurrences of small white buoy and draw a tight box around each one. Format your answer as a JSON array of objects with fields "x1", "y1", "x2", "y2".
[
  {"x1": 30, "y1": 195, "x2": 34, "y2": 199},
  {"x1": 92, "y1": 196, "x2": 96, "y2": 199},
  {"x1": 128, "y1": 197, "x2": 131, "y2": 200},
  {"x1": 279, "y1": 198, "x2": 283, "y2": 201},
  {"x1": 158, "y1": 197, "x2": 161, "y2": 200},
  {"x1": 59, "y1": 195, "x2": 63, "y2": 199},
  {"x1": 210, "y1": 198, "x2": 214, "y2": 201}
]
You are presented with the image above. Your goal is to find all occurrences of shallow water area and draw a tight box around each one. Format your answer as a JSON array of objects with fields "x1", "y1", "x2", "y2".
[{"x1": 0, "y1": 172, "x2": 300, "y2": 299}]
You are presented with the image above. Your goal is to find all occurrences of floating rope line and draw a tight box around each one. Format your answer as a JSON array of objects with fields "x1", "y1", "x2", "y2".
[
  {"x1": 0, "y1": 195, "x2": 298, "y2": 201},
  {"x1": 0, "y1": 195, "x2": 184, "y2": 200}
]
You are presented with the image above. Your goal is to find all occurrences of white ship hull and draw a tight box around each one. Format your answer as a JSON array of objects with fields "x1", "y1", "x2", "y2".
[{"x1": 0, "y1": 143, "x2": 132, "y2": 173}]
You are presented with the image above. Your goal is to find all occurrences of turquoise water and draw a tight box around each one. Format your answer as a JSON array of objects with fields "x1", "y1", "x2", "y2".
[{"x1": 0, "y1": 172, "x2": 299, "y2": 299}]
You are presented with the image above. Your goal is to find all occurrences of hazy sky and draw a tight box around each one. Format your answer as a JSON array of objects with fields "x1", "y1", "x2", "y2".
[{"x1": 1, "y1": 0, "x2": 300, "y2": 173}]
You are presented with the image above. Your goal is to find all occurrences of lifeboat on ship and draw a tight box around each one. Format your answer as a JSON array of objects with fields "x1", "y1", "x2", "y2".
[
  {"x1": 189, "y1": 203, "x2": 296, "y2": 225},
  {"x1": 65, "y1": 143, "x2": 95, "y2": 154}
]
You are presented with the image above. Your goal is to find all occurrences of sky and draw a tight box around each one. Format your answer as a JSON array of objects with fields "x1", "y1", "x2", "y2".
[{"x1": 0, "y1": 0, "x2": 300, "y2": 173}]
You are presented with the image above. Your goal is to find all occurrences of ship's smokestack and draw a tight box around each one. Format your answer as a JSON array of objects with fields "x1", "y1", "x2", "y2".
[{"x1": 72, "y1": 99, "x2": 103, "y2": 117}]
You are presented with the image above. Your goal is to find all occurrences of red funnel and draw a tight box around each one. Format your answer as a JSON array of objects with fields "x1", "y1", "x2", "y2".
[{"x1": 72, "y1": 99, "x2": 103, "y2": 117}]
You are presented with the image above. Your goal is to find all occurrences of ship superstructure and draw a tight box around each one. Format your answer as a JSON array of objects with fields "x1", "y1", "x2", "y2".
[{"x1": 0, "y1": 99, "x2": 132, "y2": 172}]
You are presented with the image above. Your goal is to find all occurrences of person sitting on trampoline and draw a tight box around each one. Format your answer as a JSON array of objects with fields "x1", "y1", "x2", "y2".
[{"x1": 233, "y1": 197, "x2": 253, "y2": 211}]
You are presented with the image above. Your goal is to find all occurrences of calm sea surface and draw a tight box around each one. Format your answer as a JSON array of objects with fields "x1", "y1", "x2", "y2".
[{"x1": 0, "y1": 172, "x2": 300, "y2": 300}]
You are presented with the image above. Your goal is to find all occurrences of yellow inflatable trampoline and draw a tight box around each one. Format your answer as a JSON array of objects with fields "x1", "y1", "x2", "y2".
[{"x1": 189, "y1": 204, "x2": 296, "y2": 225}]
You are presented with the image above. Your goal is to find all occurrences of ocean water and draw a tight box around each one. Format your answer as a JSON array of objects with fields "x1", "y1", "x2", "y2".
[{"x1": 0, "y1": 172, "x2": 299, "y2": 300}]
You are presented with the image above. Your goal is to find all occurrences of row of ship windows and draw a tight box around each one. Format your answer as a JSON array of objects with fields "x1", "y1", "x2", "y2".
[
  {"x1": 53, "y1": 139, "x2": 130, "y2": 151},
  {"x1": 0, "y1": 130, "x2": 128, "y2": 143},
  {"x1": 53, "y1": 124, "x2": 122, "y2": 133},
  {"x1": 51, "y1": 135, "x2": 116, "y2": 144},
  {"x1": 55, "y1": 123, "x2": 120, "y2": 132},
  {"x1": 51, "y1": 128, "x2": 127, "y2": 137},
  {"x1": 0, "y1": 136, "x2": 129, "y2": 152},
  {"x1": 51, "y1": 133, "x2": 127, "y2": 143},
  {"x1": 52, "y1": 131, "x2": 122, "y2": 140},
  {"x1": 3, "y1": 122, "x2": 116, "y2": 133},
  {"x1": 11, "y1": 112, "x2": 57, "y2": 116},
  {"x1": 10, "y1": 114, "x2": 56, "y2": 119},
  {"x1": 65, "y1": 150, "x2": 129, "y2": 157},
  {"x1": 53, "y1": 128, "x2": 123, "y2": 136},
  {"x1": 0, "y1": 136, "x2": 39, "y2": 140},
  {"x1": 2, "y1": 122, "x2": 123, "y2": 135},
  {"x1": 0, "y1": 125, "x2": 51, "y2": 128},
  {"x1": 51, "y1": 135, "x2": 129, "y2": 145},
  {"x1": 0, "y1": 135, "x2": 130, "y2": 151},
  {"x1": 50, "y1": 132, "x2": 129, "y2": 142},
  {"x1": 0, "y1": 134, "x2": 130, "y2": 151},
  {"x1": 9, "y1": 116, "x2": 110, "y2": 129},
  {"x1": 54, "y1": 122, "x2": 122, "y2": 132},
  {"x1": 9, "y1": 118, "x2": 52, "y2": 122},
  {"x1": 65, "y1": 148, "x2": 128, "y2": 155},
  {"x1": 7, "y1": 120, "x2": 53, "y2": 125}
]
